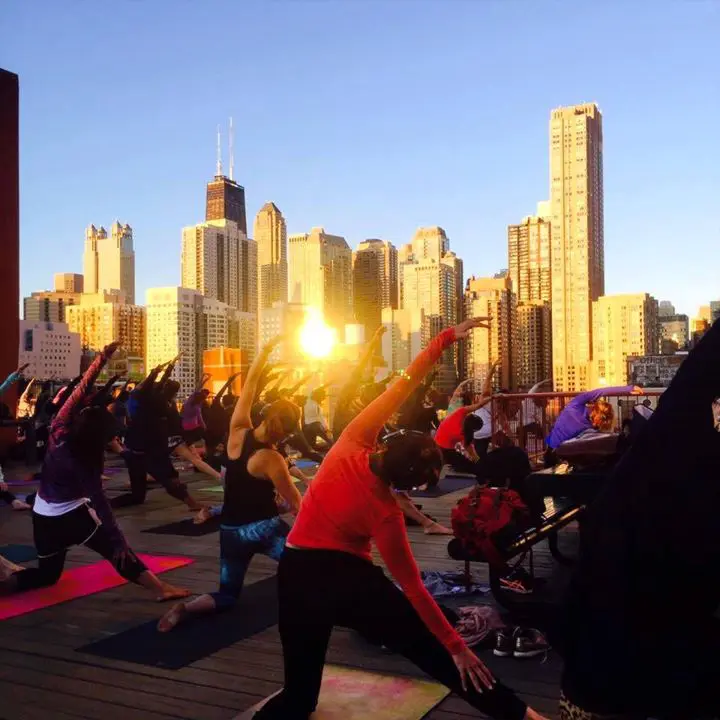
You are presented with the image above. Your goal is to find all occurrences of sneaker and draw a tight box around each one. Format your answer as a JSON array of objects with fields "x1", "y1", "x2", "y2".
[
  {"x1": 499, "y1": 566, "x2": 534, "y2": 595},
  {"x1": 493, "y1": 627, "x2": 514, "y2": 657},
  {"x1": 513, "y1": 627, "x2": 549, "y2": 658}
]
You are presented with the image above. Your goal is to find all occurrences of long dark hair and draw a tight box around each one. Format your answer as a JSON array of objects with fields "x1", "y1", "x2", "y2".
[
  {"x1": 376, "y1": 430, "x2": 442, "y2": 491},
  {"x1": 66, "y1": 406, "x2": 115, "y2": 468}
]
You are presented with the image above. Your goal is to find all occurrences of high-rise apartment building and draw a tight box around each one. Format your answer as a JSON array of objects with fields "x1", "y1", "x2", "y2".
[
  {"x1": 549, "y1": 103, "x2": 604, "y2": 391},
  {"x1": 23, "y1": 289, "x2": 81, "y2": 323},
  {"x1": 66, "y1": 293, "x2": 146, "y2": 360},
  {"x1": 352, "y1": 239, "x2": 398, "y2": 338},
  {"x1": 206, "y1": 175, "x2": 247, "y2": 235},
  {"x1": 508, "y1": 213, "x2": 552, "y2": 387},
  {"x1": 660, "y1": 313, "x2": 690, "y2": 352},
  {"x1": 399, "y1": 227, "x2": 461, "y2": 389},
  {"x1": 508, "y1": 216, "x2": 551, "y2": 305},
  {"x1": 146, "y1": 287, "x2": 249, "y2": 398},
  {"x1": 255, "y1": 202, "x2": 288, "y2": 310},
  {"x1": 83, "y1": 222, "x2": 136, "y2": 304},
  {"x1": 181, "y1": 218, "x2": 257, "y2": 318},
  {"x1": 658, "y1": 300, "x2": 676, "y2": 318},
  {"x1": 592, "y1": 293, "x2": 659, "y2": 386},
  {"x1": 54, "y1": 273, "x2": 84, "y2": 294},
  {"x1": 464, "y1": 276, "x2": 517, "y2": 391},
  {"x1": 516, "y1": 302, "x2": 552, "y2": 389},
  {"x1": 259, "y1": 301, "x2": 308, "y2": 365},
  {"x1": 380, "y1": 307, "x2": 425, "y2": 377},
  {"x1": 288, "y1": 227, "x2": 353, "y2": 332},
  {"x1": 18, "y1": 320, "x2": 81, "y2": 380}
]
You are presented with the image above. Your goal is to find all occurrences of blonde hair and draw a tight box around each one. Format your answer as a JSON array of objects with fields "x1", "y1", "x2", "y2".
[{"x1": 588, "y1": 400, "x2": 614, "y2": 431}]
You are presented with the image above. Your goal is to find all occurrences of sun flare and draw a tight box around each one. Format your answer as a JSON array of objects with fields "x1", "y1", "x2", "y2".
[{"x1": 299, "y1": 307, "x2": 337, "y2": 359}]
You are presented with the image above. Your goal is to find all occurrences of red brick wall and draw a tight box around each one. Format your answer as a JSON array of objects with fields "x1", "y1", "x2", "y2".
[{"x1": 0, "y1": 70, "x2": 20, "y2": 450}]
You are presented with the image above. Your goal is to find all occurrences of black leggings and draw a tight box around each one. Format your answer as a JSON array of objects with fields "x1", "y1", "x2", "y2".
[
  {"x1": 14, "y1": 504, "x2": 146, "y2": 591},
  {"x1": 0, "y1": 489, "x2": 16, "y2": 505},
  {"x1": 441, "y1": 447, "x2": 485, "y2": 479},
  {"x1": 254, "y1": 548, "x2": 526, "y2": 720},
  {"x1": 111, "y1": 451, "x2": 189, "y2": 508},
  {"x1": 285, "y1": 432, "x2": 324, "y2": 464}
]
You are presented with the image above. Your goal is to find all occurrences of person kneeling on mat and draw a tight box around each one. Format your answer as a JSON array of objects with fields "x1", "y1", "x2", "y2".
[
  {"x1": 158, "y1": 335, "x2": 302, "y2": 632},
  {"x1": 0, "y1": 342, "x2": 189, "y2": 602},
  {"x1": 251, "y1": 319, "x2": 547, "y2": 720}
]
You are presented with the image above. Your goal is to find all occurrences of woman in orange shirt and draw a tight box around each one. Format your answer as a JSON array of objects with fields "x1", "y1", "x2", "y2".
[{"x1": 253, "y1": 319, "x2": 546, "y2": 720}]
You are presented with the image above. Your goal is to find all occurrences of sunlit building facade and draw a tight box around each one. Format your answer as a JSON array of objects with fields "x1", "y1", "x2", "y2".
[
  {"x1": 549, "y1": 103, "x2": 604, "y2": 391},
  {"x1": 255, "y1": 202, "x2": 288, "y2": 311},
  {"x1": 352, "y1": 239, "x2": 398, "y2": 338},
  {"x1": 83, "y1": 222, "x2": 135, "y2": 304}
]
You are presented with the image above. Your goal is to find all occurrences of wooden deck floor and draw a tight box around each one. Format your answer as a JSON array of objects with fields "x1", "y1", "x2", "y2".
[{"x1": 0, "y1": 463, "x2": 577, "y2": 719}]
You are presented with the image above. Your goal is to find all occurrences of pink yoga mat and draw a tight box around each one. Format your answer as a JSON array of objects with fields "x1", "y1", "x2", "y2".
[{"x1": 0, "y1": 554, "x2": 193, "y2": 621}]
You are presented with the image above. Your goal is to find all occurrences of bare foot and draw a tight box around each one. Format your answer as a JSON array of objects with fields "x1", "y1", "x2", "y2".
[
  {"x1": 11, "y1": 499, "x2": 32, "y2": 511},
  {"x1": 156, "y1": 583, "x2": 191, "y2": 603},
  {"x1": 0, "y1": 555, "x2": 23, "y2": 579},
  {"x1": 157, "y1": 601, "x2": 188, "y2": 632},
  {"x1": 193, "y1": 506, "x2": 213, "y2": 524},
  {"x1": 424, "y1": 522, "x2": 454, "y2": 535},
  {"x1": 101, "y1": 474, "x2": 111, "y2": 482},
  {"x1": 524, "y1": 709, "x2": 550, "y2": 720}
]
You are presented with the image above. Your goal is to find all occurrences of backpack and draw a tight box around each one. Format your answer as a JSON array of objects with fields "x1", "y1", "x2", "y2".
[{"x1": 451, "y1": 486, "x2": 531, "y2": 568}]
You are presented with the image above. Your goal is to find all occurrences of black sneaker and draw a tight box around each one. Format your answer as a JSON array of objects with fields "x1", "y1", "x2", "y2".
[
  {"x1": 513, "y1": 627, "x2": 549, "y2": 658},
  {"x1": 499, "y1": 566, "x2": 534, "y2": 595},
  {"x1": 493, "y1": 628, "x2": 514, "y2": 657}
]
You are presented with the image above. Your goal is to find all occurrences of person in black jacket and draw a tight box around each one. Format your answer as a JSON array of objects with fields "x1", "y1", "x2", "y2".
[{"x1": 559, "y1": 319, "x2": 720, "y2": 719}]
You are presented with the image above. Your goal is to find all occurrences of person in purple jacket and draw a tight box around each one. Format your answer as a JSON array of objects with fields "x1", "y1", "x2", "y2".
[
  {"x1": 545, "y1": 385, "x2": 643, "y2": 450},
  {"x1": 0, "y1": 342, "x2": 190, "y2": 602}
]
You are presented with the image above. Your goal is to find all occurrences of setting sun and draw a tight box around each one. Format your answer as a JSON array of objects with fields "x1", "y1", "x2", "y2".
[{"x1": 298, "y1": 307, "x2": 337, "y2": 359}]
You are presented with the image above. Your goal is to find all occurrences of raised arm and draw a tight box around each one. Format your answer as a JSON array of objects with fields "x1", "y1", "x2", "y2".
[
  {"x1": 344, "y1": 319, "x2": 489, "y2": 447},
  {"x1": 213, "y1": 372, "x2": 241, "y2": 406},
  {"x1": 51, "y1": 342, "x2": 120, "y2": 438},
  {"x1": 286, "y1": 371, "x2": 315, "y2": 397},
  {"x1": 570, "y1": 385, "x2": 638, "y2": 408},
  {"x1": 230, "y1": 337, "x2": 283, "y2": 435},
  {"x1": 0, "y1": 363, "x2": 28, "y2": 399},
  {"x1": 481, "y1": 359, "x2": 500, "y2": 397}
]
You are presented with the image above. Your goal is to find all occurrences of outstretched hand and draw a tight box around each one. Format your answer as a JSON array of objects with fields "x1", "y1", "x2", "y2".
[
  {"x1": 453, "y1": 317, "x2": 491, "y2": 340},
  {"x1": 103, "y1": 341, "x2": 121, "y2": 357},
  {"x1": 451, "y1": 646, "x2": 495, "y2": 693},
  {"x1": 631, "y1": 386, "x2": 644, "y2": 395},
  {"x1": 16, "y1": 363, "x2": 30, "y2": 375}
]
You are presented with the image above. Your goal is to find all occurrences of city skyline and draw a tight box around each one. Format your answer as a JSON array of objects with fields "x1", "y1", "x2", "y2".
[{"x1": 4, "y1": 3, "x2": 717, "y2": 318}]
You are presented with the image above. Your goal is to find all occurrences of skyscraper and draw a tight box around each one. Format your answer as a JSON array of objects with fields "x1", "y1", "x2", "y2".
[
  {"x1": 288, "y1": 227, "x2": 353, "y2": 332},
  {"x1": 381, "y1": 307, "x2": 425, "y2": 376},
  {"x1": 508, "y1": 214, "x2": 552, "y2": 387},
  {"x1": 54, "y1": 273, "x2": 84, "y2": 293},
  {"x1": 83, "y1": 222, "x2": 136, "y2": 304},
  {"x1": 464, "y1": 276, "x2": 517, "y2": 391},
  {"x1": 352, "y1": 239, "x2": 398, "y2": 338},
  {"x1": 592, "y1": 294, "x2": 659, "y2": 386},
  {"x1": 181, "y1": 218, "x2": 258, "y2": 318},
  {"x1": 146, "y1": 286, "x2": 249, "y2": 398},
  {"x1": 66, "y1": 292, "x2": 146, "y2": 359},
  {"x1": 206, "y1": 175, "x2": 247, "y2": 235},
  {"x1": 255, "y1": 202, "x2": 288, "y2": 310},
  {"x1": 549, "y1": 103, "x2": 604, "y2": 391},
  {"x1": 400, "y1": 227, "x2": 462, "y2": 388}
]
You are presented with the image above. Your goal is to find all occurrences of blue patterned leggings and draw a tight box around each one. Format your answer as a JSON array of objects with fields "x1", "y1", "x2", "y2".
[{"x1": 210, "y1": 517, "x2": 289, "y2": 611}]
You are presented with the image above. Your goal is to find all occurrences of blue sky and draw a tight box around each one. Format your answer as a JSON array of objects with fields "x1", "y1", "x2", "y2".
[{"x1": 2, "y1": 1, "x2": 718, "y2": 316}]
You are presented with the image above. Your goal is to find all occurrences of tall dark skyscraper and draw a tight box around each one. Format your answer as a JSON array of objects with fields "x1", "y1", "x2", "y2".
[
  {"x1": 205, "y1": 120, "x2": 248, "y2": 234},
  {"x1": 205, "y1": 175, "x2": 247, "y2": 235}
]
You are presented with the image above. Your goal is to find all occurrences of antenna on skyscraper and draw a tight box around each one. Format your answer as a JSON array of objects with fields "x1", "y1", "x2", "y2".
[
  {"x1": 216, "y1": 124, "x2": 223, "y2": 176},
  {"x1": 229, "y1": 116, "x2": 234, "y2": 181}
]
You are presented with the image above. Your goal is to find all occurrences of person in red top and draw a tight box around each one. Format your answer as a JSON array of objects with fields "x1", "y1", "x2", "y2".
[
  {"x1": 435, "y1": 395, "x2": 493, "y2": 477},
  {"x1": 253, "y1": 319, "x2": 546, "y2": 720}
]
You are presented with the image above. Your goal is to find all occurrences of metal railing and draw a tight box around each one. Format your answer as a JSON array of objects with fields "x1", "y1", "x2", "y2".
[{"x1": 489, "y1": 390, "x2": 664, "y2": 462}]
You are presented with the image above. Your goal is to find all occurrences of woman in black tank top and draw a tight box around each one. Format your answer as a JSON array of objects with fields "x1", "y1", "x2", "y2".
[{"x1": 158, "y1": 337, "x2": 303, "y2": 632}]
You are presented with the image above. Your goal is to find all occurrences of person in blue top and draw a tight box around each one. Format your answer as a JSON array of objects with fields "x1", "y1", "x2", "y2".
[{"x1": 545, "y1": 385, "x2": 643, "y2": 451}]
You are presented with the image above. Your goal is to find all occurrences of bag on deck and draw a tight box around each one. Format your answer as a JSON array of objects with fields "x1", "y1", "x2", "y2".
[{"x1": 451, "y1": 486, "x2": 531, "y2": 568}]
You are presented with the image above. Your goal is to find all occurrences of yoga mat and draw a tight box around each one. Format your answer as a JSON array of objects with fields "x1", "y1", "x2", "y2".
[
  {"x1": 0, "y1": 544, "x2": 37, "y2": 563},
  {"x1": 143, "y1": 515, "x2": 221, "y2": 536},
  {"x1": 236, "y1": 665, "x2": 450, "y2": 719},
  {"x1": 78, "y1": 576, "x2": 278, "y2": 669},
  {"x1": 201, "y1": 485, "x2": 225, "y2": 493},
  {"x1": 0, "y1": 554, "x2": 193, "y2": 622},
  {"x1": 410, "y1": 474, "x2": 476, "y2": 498},
  {"x1": 294, "y1": 459, "x2": 317, "y2": 469}
]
